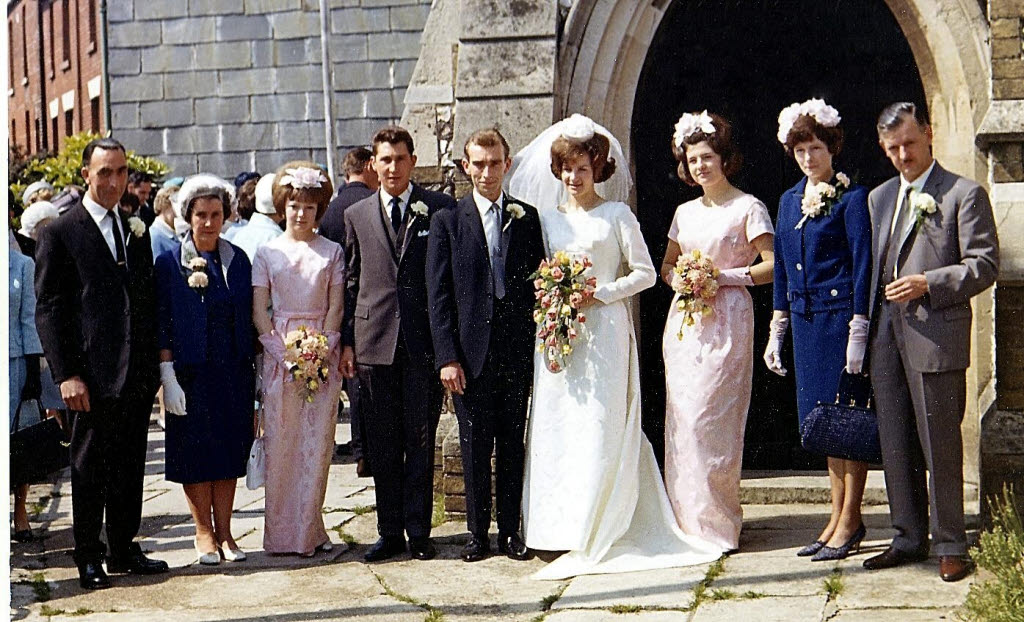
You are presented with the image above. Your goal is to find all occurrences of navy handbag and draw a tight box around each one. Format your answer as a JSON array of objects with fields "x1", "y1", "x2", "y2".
[{"x1": 800, "y1": 371, "x2": 882, "y2": 464}]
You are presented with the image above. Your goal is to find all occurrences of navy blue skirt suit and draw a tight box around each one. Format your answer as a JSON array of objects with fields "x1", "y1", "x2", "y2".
[
  {"x1": 155, "y1": 239, "x2": 256, "y2": 484},
  {"x1": 773, "y1": 177, "x2": 871, "y2": 424}
]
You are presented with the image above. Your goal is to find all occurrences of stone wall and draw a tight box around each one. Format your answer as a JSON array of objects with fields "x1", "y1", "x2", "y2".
[{"x1": 106, "y1": 0, "x2": 431, "y2": 180}]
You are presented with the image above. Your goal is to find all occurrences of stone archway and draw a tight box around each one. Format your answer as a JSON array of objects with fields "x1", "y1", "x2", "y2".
[{"x1": 559, "y1": 0, "x2": 994, "y2": 477}]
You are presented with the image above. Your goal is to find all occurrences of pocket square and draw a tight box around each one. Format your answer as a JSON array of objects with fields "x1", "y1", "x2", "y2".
[{"x1": 417, "y1": 229, "x2": 430, "y2": 237}]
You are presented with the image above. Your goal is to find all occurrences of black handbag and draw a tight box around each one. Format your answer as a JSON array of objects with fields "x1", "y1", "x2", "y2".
[
  {"x1": 9, "y1": 399, "x2": 71, "y2": 487},
  {"x1": 800, "y1": 371, "x2": 882, "y2": 464}
]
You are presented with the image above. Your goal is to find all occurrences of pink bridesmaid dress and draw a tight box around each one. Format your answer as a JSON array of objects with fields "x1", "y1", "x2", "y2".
[
  {"x1": 252, "y1": 234, "x2": 345, "y2": 555},
  {"x1": 662, "y1": 193, "x2": 774, "y2": 551}
]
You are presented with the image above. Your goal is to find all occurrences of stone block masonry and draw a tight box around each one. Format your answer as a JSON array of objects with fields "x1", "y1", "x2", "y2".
[{"x1": 108, "y1": 0, "x2": 434, "y2": 180}]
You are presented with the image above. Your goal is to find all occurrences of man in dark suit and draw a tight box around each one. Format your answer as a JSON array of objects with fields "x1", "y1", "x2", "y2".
[
  {"x1": 35, "y1": 138, "x2": 168, "y2": 589},
  {"x1": 320, "y1": 146, "x2": 379, "y2": 474},
  {"x1": 862, "y1": 103, "x2": 998, "y2": 582},
  {"x1": 426, "y1": 129, "x2": 544, "y2": 561},
  {"x1": 341, "y1": 126, "x2": 456, "y2": 561}
]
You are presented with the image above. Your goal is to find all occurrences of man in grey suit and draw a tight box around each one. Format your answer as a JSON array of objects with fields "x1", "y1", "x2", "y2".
[{"x1": 862, "y1": 102, "x2": 998, "y2": 582}]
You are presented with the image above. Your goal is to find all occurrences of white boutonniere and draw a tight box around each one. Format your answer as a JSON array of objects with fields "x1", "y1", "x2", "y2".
[
  {"x1": 503, "y1": 202, "x2": 525, "y2": 232},
  {"x1": 128, "y1": 216, "x2": 146, "y2": 238},
  {"x1": 795, "y1": 173, "x2": 852, "y2": 229},
  {"x1": 909, "y1": 189, "x2": 937, "y2": 228},
  {"x1": 185, "y1": 255, "x2": 209, "y2": 297},
  {"x1": 409, "y1": 201, "x2": 429, "y2": 218}
]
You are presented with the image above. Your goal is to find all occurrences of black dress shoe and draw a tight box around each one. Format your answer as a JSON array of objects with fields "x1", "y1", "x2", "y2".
[
  {"x1": 497, "y1": 533, "x2": 531, "y2": 561},
  {"x1": 862, "y1": 546, "x2": 928, "y2": 571},
  {"x1": 12, "y1": 529, "x2": 41, "y2": 543},
  {"x1": 364, "y1": 536, "x2": 406, "y2": 562},
  {"x1": 462, "y1": 535, "x2": 490, "y2": 562},
  {"x1": 78, "y1": 561, "x2": 111, "y2": 590},
  {"x1": 409, "y1": 537, "x2": 436, "y2": 561},
  {"x1": 106, "y1": 551, "x2": 169, "y2": 575}
]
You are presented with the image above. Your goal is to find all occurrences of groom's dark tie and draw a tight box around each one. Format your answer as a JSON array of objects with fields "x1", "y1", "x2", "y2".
[
  {"x1": 389, "y1": 196, "x2": 403, "y2": 235},
  {"x1": 107, "y1": 210, "x2": 128, "y2": 270},
  {"x1": 490, "y1": 202, "x2": 506, "y2": 300}
]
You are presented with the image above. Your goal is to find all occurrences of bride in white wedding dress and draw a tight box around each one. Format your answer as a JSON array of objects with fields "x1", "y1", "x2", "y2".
[{"x1": 511, "y1": 115, "x2": 722, "y2": 580}]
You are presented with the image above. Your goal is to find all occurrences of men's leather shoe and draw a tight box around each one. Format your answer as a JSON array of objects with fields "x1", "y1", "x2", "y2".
[
  {"x1": 364, "y1": 536, "x2": 406, "y2": 562},
  {"x1": 106, "y1": 550, "x2": 169, "y2": 575},
  {"x1": 409, "y1": 537, "x2": 436, "y2": 561},
  {"x1": 939, "y1": 556, "x2": 975, "y2": 582},
  {"x1": 498, "y1": 533, "x2": 531, "y2": 561},
  {"x1": 461, "y1": 535, "x2": 490, "y2": 562},
  {"x1": 862, "y1": 546, "x2": 928, "y2": 571},
  {"x1": 77, "y1": 561, "x2": 111, "y2": 590}
]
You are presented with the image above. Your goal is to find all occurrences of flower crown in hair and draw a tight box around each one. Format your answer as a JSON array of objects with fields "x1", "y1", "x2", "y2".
[
  {"x1": 279, "y1": 167, "x2": 327, "y2": 189},
  {"x1": 673, "y1": 111, "x2": 717, "y2": 149},
  {"x1": 777, "y1": 98, "x2": 841, "y2": 144},
  {"x1": 559, "y1": 114, "x2": 596, "y2": 142}
]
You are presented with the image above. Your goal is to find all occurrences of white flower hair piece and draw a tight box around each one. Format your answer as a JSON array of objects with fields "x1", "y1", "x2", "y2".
[
  {"x1": 673, "y1": 111, "x2": 717, "y2": 149},
  {"x1": 777, "y1": 98, "x2": 842, "y2": 144},
  {"x1": 559, "y1": 114, "x2": 596, "y2": 142},
  {"x1": 279, "y1": 167, "x2": 327, "y2": 190}
]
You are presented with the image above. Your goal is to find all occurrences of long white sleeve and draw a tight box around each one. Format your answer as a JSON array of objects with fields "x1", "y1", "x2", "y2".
[{"x1": 593, "y1": 203, "x2": 656, "y2": 304}]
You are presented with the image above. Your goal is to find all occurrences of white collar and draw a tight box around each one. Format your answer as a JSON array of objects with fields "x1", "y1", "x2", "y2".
[
  {"x1": 82, "y1": 193, "x2": 119, "y2": 224},
  {"x1": 473, "y1": 189, "x2": 504, "y2": 218},
  {"x1": 151, "y1": 217, "x2": 176, "y2": 237},
  {"x1": 900, "y1": 160, "x2": 937, "y2": 195},
  {"x1": 380, "y1": 185, "x2": 413, "y2": 209}
]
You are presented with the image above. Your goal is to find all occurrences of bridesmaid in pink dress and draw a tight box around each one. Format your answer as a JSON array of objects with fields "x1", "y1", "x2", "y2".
[
  {"x1": 252, "y1": 161, "x2": 345, "y2": 556},
  {"x1": 659, "y1": 113, "x2": 775, "y2": 551}
]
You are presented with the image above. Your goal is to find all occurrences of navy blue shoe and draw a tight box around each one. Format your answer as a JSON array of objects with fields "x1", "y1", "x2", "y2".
[
  {"x1": 812, "y1": 524, "x2": 866, "y2": 561},
  {"x1": 796, "y1": 540, "x2": 826, "y2": 557}
]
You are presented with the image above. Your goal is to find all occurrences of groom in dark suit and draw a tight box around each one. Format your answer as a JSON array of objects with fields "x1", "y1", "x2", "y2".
[
  {"x1": 862, "y1": 103, "x2": 998, "y2": 582},
  {"x1": 35, "y1": 138, "x2": 167, "y2": 589},
  {"x1": 426, "y1": 129, "x2": 545, "y2": 561},
  {"x1": 341, "y1": 126, "x2": 456, "y2": 561}
]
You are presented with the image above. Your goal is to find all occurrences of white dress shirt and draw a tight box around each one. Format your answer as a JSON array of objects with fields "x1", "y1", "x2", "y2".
[
  {"x1": 83, "y1": 194, "x2": 126, "y2": 263},
  {"x1": 890, "y1": 160, "x2": 937, "y2": 238},
  {"x1": 473, "y1": 189, "x2": 504, "y2": 265},
  {"x1": 379, "y1": 186, "x2": 413, "y2": 221}
]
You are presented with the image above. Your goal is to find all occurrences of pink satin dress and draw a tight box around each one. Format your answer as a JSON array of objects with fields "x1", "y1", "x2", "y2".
[
  {"x1": 252, "y1": 234, "x2": 345, "y2": 555},
  {"x1": 662, "y1": 194, "x2": 774, "y2": 551}
]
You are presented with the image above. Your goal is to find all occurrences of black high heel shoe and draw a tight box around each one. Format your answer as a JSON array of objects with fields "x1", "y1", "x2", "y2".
[
  {"x1": 811, "y1": 524, "x2": 866, "y2": 562},
  {"x1": 796, "y1": 540, "x2": 826, "y2": 557}
]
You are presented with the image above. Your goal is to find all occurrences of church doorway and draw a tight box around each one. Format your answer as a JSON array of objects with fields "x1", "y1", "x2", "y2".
[{"x1": 629, "y1": 0, "x2": 926, "y2": 469}]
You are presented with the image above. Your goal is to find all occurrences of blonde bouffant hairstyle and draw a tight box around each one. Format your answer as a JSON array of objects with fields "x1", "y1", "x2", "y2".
[{"x1": 271, "y1": 160, "x2": 334, "y2": 220}]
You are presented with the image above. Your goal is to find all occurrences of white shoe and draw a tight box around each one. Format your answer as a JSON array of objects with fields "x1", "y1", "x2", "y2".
[
  {"x1": 221, "y1": 544, "x2": 246, "y2": 562},
  {"x1": 195, "y1": 542, "x2": 220, "y2": 566}
]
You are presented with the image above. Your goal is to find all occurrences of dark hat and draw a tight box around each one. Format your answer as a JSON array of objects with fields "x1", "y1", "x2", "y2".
[{"x1": 234, "y1": 171, "x2": 261, "y2": 189}]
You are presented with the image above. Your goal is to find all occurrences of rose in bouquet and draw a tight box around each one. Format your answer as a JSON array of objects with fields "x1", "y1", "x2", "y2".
[
  {"x1": 282, "y1": 325, "x2": 331, "y2": 403},
  {"x1": 530, "y1": 251, "x2": 597, "y2": 373},
  {"x1": 672, "y1": 249, "x2": 720, "y2": 339}
]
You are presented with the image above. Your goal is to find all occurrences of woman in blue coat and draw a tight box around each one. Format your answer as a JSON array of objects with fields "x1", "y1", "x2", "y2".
[
  {"x1": 764, "y1": 99, "x2": 872, "y2": 561},
  {"x1": 155, "y1": 174, "x2": 255, "y2": 565}
]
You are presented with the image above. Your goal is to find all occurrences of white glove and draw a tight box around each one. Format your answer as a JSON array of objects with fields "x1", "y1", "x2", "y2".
[
  {"x1": 160, "y1": 361, "x2": 187, "y2": 416},
  {"x1": 845, "y1": 315, "x2": 869, "y2": 374},
  {"x1": 763, "y1": 316, "x2": 789, "y2": 376},
  {"x1": 717, "y1": 267, "x2": 753, "y2": 287}
]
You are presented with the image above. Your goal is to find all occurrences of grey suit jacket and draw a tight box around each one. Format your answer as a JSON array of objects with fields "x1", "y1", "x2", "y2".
[{"x1": 867, "y1": 162, "x2": 999, "y2": 372}]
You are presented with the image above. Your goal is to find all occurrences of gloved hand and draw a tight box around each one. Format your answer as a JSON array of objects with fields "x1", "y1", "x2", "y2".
[
  {"x1": 160, "y1": 361, "x2": 187, "y2": 416},
  {"x1": 763, "y1": 316, "x2": 789, "y2": 376},
  {"x1": 259, "y1": 331, "x2": 287, "y2": 363},
  {"x1": 846, "y1": 315, "x2": 869, "y2": 374},
  {"x1": 717, "y1": 267, "x2": 754, "y2": 287}
]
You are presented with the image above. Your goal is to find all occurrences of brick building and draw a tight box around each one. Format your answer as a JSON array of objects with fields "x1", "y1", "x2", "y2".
[{"x1": 7, "y1": 0, "x2": 103, "y2": 156}]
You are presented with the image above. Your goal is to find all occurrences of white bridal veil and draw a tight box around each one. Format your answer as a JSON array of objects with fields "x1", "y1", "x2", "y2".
[{"x1": 506, "y1": 113, "x2": 632, "y2": 211}]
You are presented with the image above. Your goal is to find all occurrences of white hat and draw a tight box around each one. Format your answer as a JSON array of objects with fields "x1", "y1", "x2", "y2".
[
  {"x1": 172, "y1": 174, "x2": 235, "y2": 220},
  {"x1": 254, "y1": 173, "x2": 277, "y2": 215},
  {"x1": 19, "y1": 201, "x2": 59, "y2": 238},
  {"x1": 22, "y1": 180, "x2": 55, "y2": 206}
]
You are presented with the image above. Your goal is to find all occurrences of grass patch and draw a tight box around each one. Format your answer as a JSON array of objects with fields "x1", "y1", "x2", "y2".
[
  {"x1": 28, "y1": 495, "x2": 50, "y2": 517},
  {"x1": 351, "y1": 505, "x2": 374, "y2": 516},
  {"x1": 69, "y1": 609, "x2": 93, "y2": 616},
  {"x1": 373, "y1": 569, "x2": 444, "y2": 620},
  {"x1": 540, "y1": 582, "x2": 569, "y2": 610},
  {"x1": 959, "y1": 485, "x2": 1024, "y2": 622},
  {"x1": 823, "y1": 569, "x2": 844, "y2": 598},
  {"x1": 26, "y1": 572, "x2": 51, "y2": 602},
  {"x1": 691, "y1": 555, "x2": 728, "y2": 608},
  {"x1": 740, "y1": 591, "x2": 768, "y2": 599},
  {"x1": 39, "y1": 605, "x2": 64, "y2": 616},
  {"x1": 709, "y1": 589, "x2": 736, "y2": 601},
  {"x1": 609, "y1": 604, "x2": 643, "y2": 613},
  {"x1": 423, "y1": 610, "x2": 445, "y2": 622},
  {"x1": 431, "y1": 493, "x2": 446, "y2": 528},
  {"x1": 328, "y1": 524, "x2": 357, "y2": 546}
]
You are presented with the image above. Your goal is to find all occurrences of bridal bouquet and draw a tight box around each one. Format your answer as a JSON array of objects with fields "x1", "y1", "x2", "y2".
[
  {"x1": 531, "y1": 251, "x2": 597, "y2": 373},
  {"x1": 672, "y1": 249, "x2": 720, "y2": 339},
  {"x1": 282, "y1": 325, "x2": 331, "y2": 403}
]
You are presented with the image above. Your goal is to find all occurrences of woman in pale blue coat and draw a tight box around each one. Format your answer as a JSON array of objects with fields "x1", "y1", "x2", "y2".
[{"x1": 9, "y1": 239, "x2": 45, "y2": 541}]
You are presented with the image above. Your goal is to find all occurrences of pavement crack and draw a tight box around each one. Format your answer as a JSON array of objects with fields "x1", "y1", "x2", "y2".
[
  {"x1": 690, "y1": 554, "x2": 729, "y2": 611},
  {"x1": 370, "y1": 568, "x2": 445, "y2": 621}
]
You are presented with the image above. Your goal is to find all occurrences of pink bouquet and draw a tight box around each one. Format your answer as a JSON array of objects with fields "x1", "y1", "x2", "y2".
[
  {"x1": 531, "y1": 251, "x2": 597, "y2": 373},
  {"x1": 283, "y1": 326, "x2": 331, "y2": 403},
  {"x1": 671, "y1": 249, "x2": 720, "y2": 339}
]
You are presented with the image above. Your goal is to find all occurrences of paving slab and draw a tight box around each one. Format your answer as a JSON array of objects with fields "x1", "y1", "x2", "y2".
[
  {"x1": 710, "y1": 552, "x2": 830, "y2": 597},
  {"x1": 840, "y1": 560, "x2": 973, "y2": 609},
  {"x1": 553, "y1": 565, "x2": 709, "y2": 611},
  {"x1": 830, "y1": 607, "x2": 959, "y2": 621},
  {"x1": 690, "y1": 595, "x2": 827, "y2": 621},
  {"x1": 547, "y1": 611, "x2": 692, "y2": 621}
]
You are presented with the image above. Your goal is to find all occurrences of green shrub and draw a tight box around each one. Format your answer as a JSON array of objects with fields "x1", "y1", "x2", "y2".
[{"x1": 959, "y1": 486, "x2": 1024, "y2": 622}]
